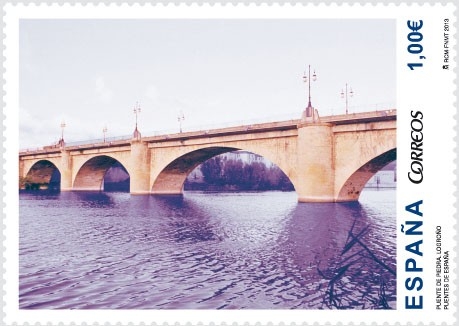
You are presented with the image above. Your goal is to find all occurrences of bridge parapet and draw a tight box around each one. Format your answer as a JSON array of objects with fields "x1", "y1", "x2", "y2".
[{"x1": 20, "y1": 110, "x2": 396, "y2": 157}]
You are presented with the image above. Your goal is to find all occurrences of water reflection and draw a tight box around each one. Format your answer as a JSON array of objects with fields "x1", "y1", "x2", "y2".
[
  {"x1": 69, "y1": 192, "x2": 117, "y2": 208},
  {"x1": 282, "y1": 200, "x2": 396, "y2": 309},
  {"x1": 19, "y1": 190, "x2": 395, "y2": 309}
]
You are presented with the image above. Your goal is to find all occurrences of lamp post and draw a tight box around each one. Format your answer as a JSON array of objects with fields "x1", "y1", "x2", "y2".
[
  {"x1": 133, "y1": 102, "x2": 141, "y2": 139},
  {"x1": 103, "y1": 126, "x2": 108, "y2": 143},
  {"x1": 60, "y1": 120, "x2": 66, "y2": 142},
  {"x1": 340, "y1": 83, "x2": 354, "y2": 114},
  {"x1": 133, "y1": 102, "x2": 141, "y2": 130},
  {"x1": 177, "y1": 111, "x2": 185, "y2": 133},
  {"x1": 302, "y1": 65, "x2": 317, "y2": 118},
  {"x1": 58, "y1": 120, "x2": 66, "y2": 148}
]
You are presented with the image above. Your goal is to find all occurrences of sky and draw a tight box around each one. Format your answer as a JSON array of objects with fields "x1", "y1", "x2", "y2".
[{"x1": 19, "y1": 19, "x2": 395, "y2": 149}]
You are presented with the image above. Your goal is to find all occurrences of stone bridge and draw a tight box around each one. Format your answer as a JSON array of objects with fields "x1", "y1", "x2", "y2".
[{"x1": 19, "y1": 110, "x2": 396, "y2": 202}]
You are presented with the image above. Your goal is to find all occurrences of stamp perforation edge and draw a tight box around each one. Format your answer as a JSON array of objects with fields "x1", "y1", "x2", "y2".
[{"x1": 2, "y1": 1, "x2": 458, "y2": 325}]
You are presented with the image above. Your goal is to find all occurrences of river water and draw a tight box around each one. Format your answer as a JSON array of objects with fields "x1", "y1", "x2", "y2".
[{"x1": 19, "y1": 189, "x2": 396, "y2": 309}]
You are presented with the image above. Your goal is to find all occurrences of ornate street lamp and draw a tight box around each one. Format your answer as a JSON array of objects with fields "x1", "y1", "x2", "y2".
[
  {"x1": 103, "y1": 126, "x2": 108, "y2": 143},
  {"x1": 340, "y1": 83, "x2": 354, "y2": 114},
  {"x1": 60, "y1": 120, "x2": 66, "y2": 140},
  {"x1": 177, "y1": 111, "x2": 185, "y2": 133},
  {"x1": 133, "y1": 102, "x2": 141, "y2": 139},
  {"x1": 303, "y1": 65, "x2": 317, "y2": 118},
  {"x1": 133, "y1": 102, "x2": 141, "y2": 129},
  {"x1": 59, "y1": 120, "x2": 66, "y2": 146}
]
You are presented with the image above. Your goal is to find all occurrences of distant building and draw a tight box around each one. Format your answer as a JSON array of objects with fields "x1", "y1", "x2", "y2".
[
  {"x1": 221, "y1": 150, "x2": 272, "y2": 166},
  {"x1": 188, "y1": 167, "x2": 205, "y2": 183},
  {"x1": 365, "y1": 167, "x2": 396, "y2": 188}
]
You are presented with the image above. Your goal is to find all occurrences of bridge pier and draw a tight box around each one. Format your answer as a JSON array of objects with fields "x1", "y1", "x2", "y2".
[
  {"x1": 129, "y1": 140, "x2": 151, "y2": 195},
  {"x1": 60, "y1": 150, "x2": 73, "y2": 191},
  {"x1": 296, "y1": 122, "x2": 335, "y2": 202}
]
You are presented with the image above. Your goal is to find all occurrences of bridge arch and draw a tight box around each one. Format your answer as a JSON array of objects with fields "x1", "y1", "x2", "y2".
[
  {"x1": 22, "y1": 159, "x2": 61, "y2": 190},
  {"x1": 151, "y1": 146, "x2": 297, "y2": 195},
  {"x1": 73, "y1": 155, "x2": 131, "y2": 191},
  {"x1": 336, "y1": 148, "x2": 396, "y2": 202}
]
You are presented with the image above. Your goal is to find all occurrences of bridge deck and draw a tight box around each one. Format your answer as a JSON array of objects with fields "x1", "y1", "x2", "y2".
[{"x1": 19, "y1": 109, "x2": 396, "y2": 156}]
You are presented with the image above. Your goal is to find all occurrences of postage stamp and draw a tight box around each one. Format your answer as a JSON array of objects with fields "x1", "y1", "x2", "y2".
[{"x1": 2, "y1": 1, "x2": 457, "y2": 325}]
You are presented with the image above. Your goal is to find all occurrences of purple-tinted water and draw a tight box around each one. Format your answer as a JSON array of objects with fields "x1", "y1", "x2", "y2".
[{"x1": 19, "y1": 190, "x2": 396, "y2": 309}]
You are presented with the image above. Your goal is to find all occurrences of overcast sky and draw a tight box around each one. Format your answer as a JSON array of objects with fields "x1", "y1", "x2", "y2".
[{"x1": 19, "y1": 19, "x2": 395, "y2": 149}]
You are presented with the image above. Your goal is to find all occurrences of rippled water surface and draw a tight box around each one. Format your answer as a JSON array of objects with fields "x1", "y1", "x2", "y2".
[{"x1": 19, "y1": 190, "x2": 396, "y2": 309}]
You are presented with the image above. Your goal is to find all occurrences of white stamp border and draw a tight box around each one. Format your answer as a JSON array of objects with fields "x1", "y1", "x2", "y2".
[{"x1": 2, "y1": 1, "x2": 458, "y2": 325}]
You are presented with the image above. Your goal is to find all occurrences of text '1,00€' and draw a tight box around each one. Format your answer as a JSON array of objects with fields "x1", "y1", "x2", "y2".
[{"x1": 407, "y1": 20, "x2": 425, "y2": 70}]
